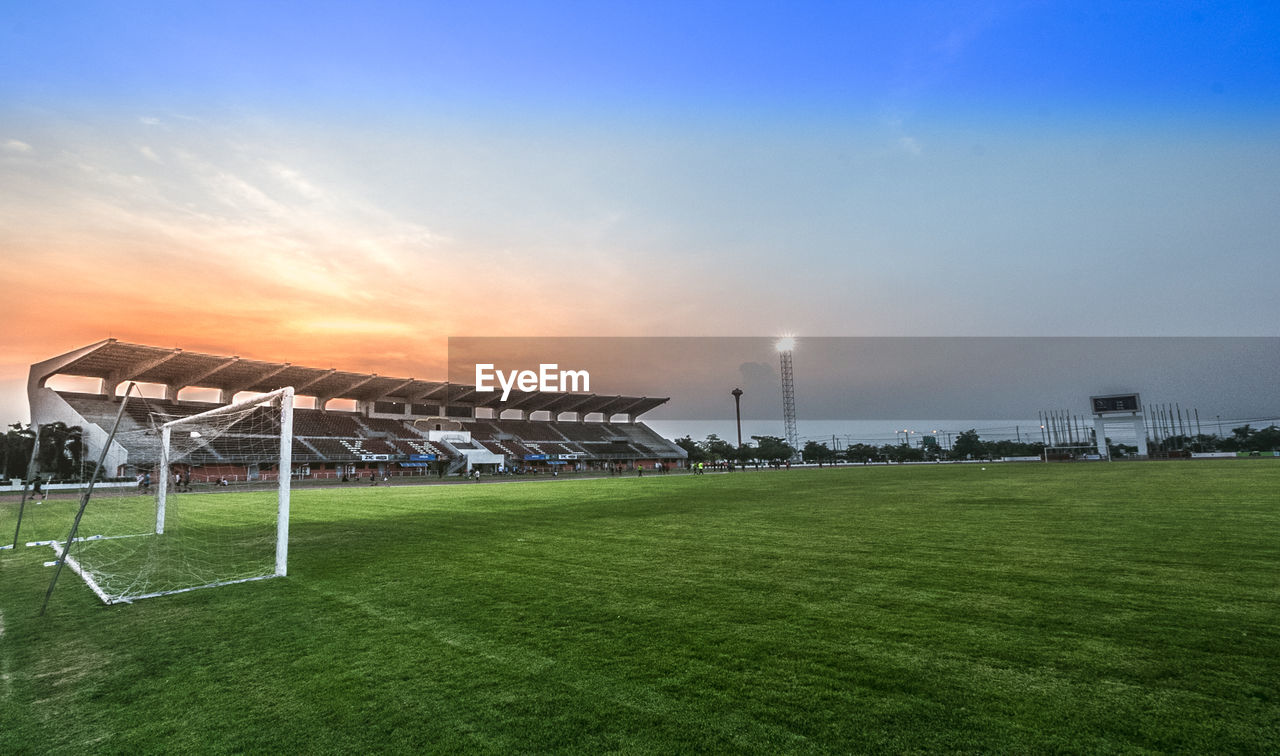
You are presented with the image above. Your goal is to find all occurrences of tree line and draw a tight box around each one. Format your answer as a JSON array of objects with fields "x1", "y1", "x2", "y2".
[
  {"x1": 670, "y1": 423, "x2": 1280, "y2": 466},
  {"x1": 1146, "y1": 424, "x2": 1280, "y2": 454},
  {"x1": 796, "y1": 429, "x2": 1053, "y2": 464},
  {"x1": 672, "y1": 434, "x2": 798, "y2": 466},
  {"x1": 1, "y1": 422, "x2": 89, "y2": 482}
]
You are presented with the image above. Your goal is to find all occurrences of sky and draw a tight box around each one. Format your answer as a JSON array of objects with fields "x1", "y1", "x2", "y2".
[
  {"x1": 449, "y1": 337, "x2": 1280, "y2": 422},
  {"x1": 3, "y1": 2, "x2": 1279, "y2": 424}
]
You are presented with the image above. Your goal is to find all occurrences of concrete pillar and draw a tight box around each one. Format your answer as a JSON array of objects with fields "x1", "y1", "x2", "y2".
[
  {"x1": 1093, "y1": 416, "x2": 1109, "y2": 458},
  {"x1": 1132, "y1": 416, "x2": 1150, "y2": 457}
]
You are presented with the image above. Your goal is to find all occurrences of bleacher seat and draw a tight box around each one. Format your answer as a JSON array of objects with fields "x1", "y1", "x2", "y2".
[{"x1": 53, "y1": 391, "x2": 683, "y2": 468}]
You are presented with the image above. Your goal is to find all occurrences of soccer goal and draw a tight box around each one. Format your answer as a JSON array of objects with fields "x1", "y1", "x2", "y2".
[{"x1": 43, "y1": 387, "x2": 294, "y2": 605}]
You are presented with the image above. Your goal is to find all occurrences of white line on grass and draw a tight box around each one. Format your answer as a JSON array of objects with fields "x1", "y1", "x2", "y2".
[{"x1": 0, "y1": 609, "x2": 9, "y2": 705}]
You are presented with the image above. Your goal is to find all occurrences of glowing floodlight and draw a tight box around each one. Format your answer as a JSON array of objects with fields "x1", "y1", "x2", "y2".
[{"x1": 775, "y1": 336, "x2": 796, "y2": 353}]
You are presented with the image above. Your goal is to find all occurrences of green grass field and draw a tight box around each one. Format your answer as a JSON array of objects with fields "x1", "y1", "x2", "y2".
[{"x1": 2, "y1": 462, "x2": 1277, "y2": 753}]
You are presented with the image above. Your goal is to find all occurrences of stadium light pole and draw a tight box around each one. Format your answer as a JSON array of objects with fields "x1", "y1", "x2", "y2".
[
  {"x1": 775, "y1": 337, "x2": 800, "y2": 457},
  {"x1": 731, "y1": 388, "x2": 744, "y2": 449}
]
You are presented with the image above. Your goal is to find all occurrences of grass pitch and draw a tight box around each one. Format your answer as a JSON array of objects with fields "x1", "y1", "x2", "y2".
[{"x1": 2, "y1": 462, "x2": 1277, "y2": 753}]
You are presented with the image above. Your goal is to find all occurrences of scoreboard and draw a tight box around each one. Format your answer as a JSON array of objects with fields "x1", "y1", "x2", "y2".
[{"x1": 1090, "y1": 393, "x2": 1141, "y2": 414}]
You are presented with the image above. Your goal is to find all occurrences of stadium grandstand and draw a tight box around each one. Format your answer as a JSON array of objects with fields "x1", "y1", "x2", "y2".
[{"x1": 28, "y1": 339, "x2": 686, "y2": 481}]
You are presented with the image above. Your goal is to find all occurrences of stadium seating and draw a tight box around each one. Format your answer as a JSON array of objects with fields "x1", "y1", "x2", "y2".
[
  {"x1": 54, "y1": 390, "x2": 684, "y2": 472},
  {"x1": 358, "y1": 416, "x2": 421, "y2": 438},
  {"x1": 293, "y1": 409, "x2": 364, "y2": 437}
]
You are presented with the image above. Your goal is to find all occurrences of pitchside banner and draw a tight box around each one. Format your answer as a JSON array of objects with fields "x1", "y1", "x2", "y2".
[{"x1": 447, "y1": 337, "x2": 1280, "y2": 440}]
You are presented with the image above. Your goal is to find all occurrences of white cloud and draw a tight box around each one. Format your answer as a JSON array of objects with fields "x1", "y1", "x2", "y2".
[
  {"x1": 3, "y1": 139, "x2": 32, "y2": 153},
  {"x1": 24, "y1": 128, "x2": 451, "y2": 305},
  {"x1": 267, "y1": 163, "x2": 324, "y2": 201},
  {"x1": 898, "y1": 136, "x2": 923, "y2": 156},
  {"x1": 292, "y1": 318, "x2": 417, "y2": 335}
]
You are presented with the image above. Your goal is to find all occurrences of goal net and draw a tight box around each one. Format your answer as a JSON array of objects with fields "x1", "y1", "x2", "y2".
[{"x1": 45, "y1": 387, "x2": 294, "y2": 604}]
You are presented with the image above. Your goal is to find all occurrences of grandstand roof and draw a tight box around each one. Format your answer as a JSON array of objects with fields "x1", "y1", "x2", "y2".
[{"x1": 30, "y1": 339, "x2": 668, "y2": 419}]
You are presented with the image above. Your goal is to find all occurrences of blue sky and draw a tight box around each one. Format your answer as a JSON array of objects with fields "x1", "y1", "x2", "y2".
[
  {"x1": 2, "y1": 2, "x2": 1278, "y2": 422},
  {"x1": 6, "y1": 2, "x2": 1278, "y2": 113}
]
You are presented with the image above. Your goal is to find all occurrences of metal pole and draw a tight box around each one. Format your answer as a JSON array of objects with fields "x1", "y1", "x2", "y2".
[
  {"x1": 1156, "y1": 405, "x2": 1164, "y2": 451},
  {"x1": 731, "y1": 388, "x2": 743, "y2": 449},
  {"x1": 12, "y1": 424, "x2": 42, "y2": 549},
  {"x1": 40, "y1": 384, "x2": 134, "y2": 616},
  {"x1": 156, "y1": 425, "x2": 171, "y2": 534},
  {"x1": 276, "y1": 388, "x2": 293, "y2": 577},
  {"x1": 1162, "y1": 405, "x2": 1169, "y2": 449},
  {"x1": 1153, "y1": 405, "x2": 1162, "y2": 450}
]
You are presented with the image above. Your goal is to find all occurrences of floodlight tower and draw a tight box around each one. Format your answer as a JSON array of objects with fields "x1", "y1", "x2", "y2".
[{"x1": 776, "y1": 337, "x2": 800, "y2": 455}]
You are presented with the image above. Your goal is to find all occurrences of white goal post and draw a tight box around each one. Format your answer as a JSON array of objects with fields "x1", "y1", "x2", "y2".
[
  {"x1": 43, "y1": 386, "x2": 296, "y2": 606},
  {"x1": 157, "y1": 386, "x2": 294, "y2": 578}
]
